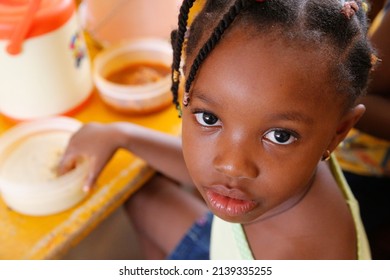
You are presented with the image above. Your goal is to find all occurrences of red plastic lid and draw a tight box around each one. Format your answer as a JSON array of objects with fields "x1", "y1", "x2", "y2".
[{"x1": 0, "y1": 0, "x2": 75, "y2": 40}]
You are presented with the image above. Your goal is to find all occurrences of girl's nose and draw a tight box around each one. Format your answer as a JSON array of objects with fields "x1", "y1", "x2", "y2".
[{"x1": 213, "y1": 135, "x2": 259, "y2": 180}]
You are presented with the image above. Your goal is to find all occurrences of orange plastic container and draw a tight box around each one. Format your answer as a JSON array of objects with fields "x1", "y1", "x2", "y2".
[{"x1": 0, "y1": 0, "x2": 93, "y2": 121}]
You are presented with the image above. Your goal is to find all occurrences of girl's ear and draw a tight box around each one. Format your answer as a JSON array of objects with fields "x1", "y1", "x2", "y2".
[{"x1": 327, "y1": 104, "x2": 366, "y2": 153}]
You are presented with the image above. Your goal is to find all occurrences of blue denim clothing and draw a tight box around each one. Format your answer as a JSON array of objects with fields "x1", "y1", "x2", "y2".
[{"x1": 167, "y1": 212, "x2": 213, "y2": 260}]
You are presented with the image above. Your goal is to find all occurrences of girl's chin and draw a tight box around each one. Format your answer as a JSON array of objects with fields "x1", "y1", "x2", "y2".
[{"x1": 205, "y1": 189, "x2": 258, "y2": 219}]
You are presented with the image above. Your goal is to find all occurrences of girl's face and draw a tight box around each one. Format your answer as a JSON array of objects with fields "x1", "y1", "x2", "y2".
[{"x1": 182, "y1": 32, "x2": 354, "y2": 224}]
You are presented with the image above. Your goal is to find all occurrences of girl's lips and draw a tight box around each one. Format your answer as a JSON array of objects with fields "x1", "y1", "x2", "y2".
[{"x1": 205, "y1": 187, "x2": 257, "y2": 217}]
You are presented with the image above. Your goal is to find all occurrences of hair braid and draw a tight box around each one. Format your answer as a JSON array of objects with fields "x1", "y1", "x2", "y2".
[
  {"x1": 184, "y1": 0, "x2": 253, "y2": 99},
  {"x1": 299, "y1": 0, "x2": 373, "y2": 102},
  {"x1": 171, "y1": 0, "x2": 196, "y2": 112},
  {"x1": 341, "y1": 0, "x2": 373, "y2": 101}
]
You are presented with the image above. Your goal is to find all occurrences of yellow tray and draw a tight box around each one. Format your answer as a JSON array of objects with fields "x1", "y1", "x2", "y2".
[{"x1": 0, "y1": 91, "x2": 181, "y2": 259}]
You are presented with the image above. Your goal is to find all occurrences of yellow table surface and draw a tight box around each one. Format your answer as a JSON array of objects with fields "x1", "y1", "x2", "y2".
[{"x1": 0, "y1": 91, "x2": 182, "y2": 259}]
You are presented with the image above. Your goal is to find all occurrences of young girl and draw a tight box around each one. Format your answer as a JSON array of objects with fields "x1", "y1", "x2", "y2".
[{"x1": 59, "y1": 0, "x2": 375, "y2": 259}]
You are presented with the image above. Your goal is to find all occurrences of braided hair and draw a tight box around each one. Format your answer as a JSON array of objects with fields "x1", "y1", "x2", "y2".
[{"x1": 171, "y1": 0, "x2": 375, "y2": 113}]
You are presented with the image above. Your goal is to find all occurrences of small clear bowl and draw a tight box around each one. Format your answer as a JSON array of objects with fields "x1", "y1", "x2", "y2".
[
  {"x1": 0, "y1": 117, "x2": 89, "y2": 216},
  {"x1": 93, "y1": 38, "x2": 173, "y2": 114}
]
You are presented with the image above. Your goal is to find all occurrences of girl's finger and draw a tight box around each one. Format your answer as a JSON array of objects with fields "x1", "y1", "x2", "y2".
[{"x1": 57, "y1": 153, "x2": 77, "y2": 176}]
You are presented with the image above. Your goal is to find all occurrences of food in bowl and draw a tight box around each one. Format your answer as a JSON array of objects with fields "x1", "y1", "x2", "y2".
[
  {"x1": 0, "y1": 117, "x2": 89, "y2": 216},
  {"x1": 93, "y1": 38, "x2": 173, "y2": 114},
  {"x1": 106, "y1": 62, "x2": 171, "y2": 86},
  {"x1": 1, "y1": 131, "x2": 71, "y2": 184}
]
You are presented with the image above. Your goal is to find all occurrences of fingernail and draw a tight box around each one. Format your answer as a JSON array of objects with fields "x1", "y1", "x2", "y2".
[{"x1": 83, "y1": 185, "x2": 90, "y2": 193}]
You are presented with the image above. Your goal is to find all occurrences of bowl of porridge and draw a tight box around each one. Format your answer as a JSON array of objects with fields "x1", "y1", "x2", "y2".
[{"x1": 0, "y1": 117, "x2": 89, "y2": 216}]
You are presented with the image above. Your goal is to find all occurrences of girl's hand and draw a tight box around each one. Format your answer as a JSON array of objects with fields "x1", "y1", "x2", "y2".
[{"x1": 57, "y1": 122, "x2": 122, "y2": 192}]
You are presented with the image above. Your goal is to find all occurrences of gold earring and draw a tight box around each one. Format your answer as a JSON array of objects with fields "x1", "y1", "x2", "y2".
[{"x1": 322, "y1": 150, "x2": 331, "y2": 161}]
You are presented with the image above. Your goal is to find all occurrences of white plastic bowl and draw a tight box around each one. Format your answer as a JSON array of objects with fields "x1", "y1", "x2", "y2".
[
  {"x1": 0, "y1": 117, "x2": 89, "y2": 216},
  {"x1": 93, "y1": 38, "x2": 173, "y2": 114}
]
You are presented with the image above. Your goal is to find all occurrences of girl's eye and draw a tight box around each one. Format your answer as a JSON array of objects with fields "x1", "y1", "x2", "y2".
[
  {"x1": 264, "y1": 129, "x2": 297, "y2": 145},
  {"x1": 194, "y1": 112, "x2": 221, "y2": 127}
]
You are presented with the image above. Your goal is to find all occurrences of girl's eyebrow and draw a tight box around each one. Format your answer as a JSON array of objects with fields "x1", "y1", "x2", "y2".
[
  {"x1": 192, "y1": 90, "x2": 313, "y2": 124},
  {"x1": 191, "y1": 91, "x2": 218, "y2": 106},
  {"x1": 268, "y1": 111, "x2": 314, "y2": 125}
]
